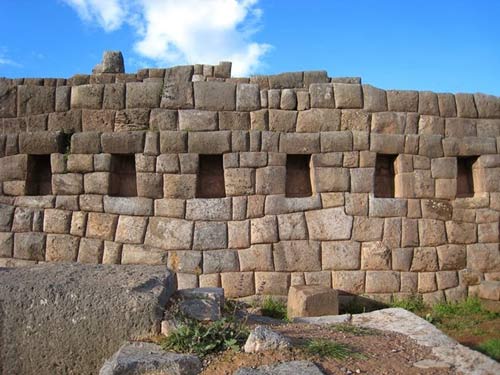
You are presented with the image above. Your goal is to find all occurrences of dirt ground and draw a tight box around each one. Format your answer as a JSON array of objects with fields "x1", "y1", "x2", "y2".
[{"x1": 201, "y1": 323, "x2": 458, "y2": 375}]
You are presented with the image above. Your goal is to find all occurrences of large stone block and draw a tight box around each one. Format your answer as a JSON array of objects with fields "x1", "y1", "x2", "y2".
[
  {"x1": 370, "y1": 133, "x2": 405, "y2": 154},
  {"x1": 121, "y1": 244, "x2": 168, "y2": 265},
  {"x1": 418, "y1": 91, "x2": 439, "y2": 115},
  {"x1": 296, "y1": 108, "x2": 340, "y2": 132},
  {"x1": 236, "y1": 83, "x2": 260, "y2": 111},
  {"x1": 437, "y1": 93, "x2": 457, "y2": 117},
  {"x1": 474, "y1": 93, "x2": 500, "y2": 118},
  {"x1": 350, "y1": 168, "x2": 374, "y2": 193},
  {"x1": 188, "y1": 131, "x2": 230, "y2": 154},
  {"x1": 193, "y1": 221, "x2": 227, "y2": 250},
  {"x1": 238, "y1": 244, "x2": 273, "y2": 271},
  {"x1": 309, "y1": 83, "x2": 334, "y2": 108},
  {"x1": 467, "y1": 243, "x2": 499, "y2": 272},
  {"x1": 52, "y1": 174, "x2": 83, "y2": 195},
  {"x1": 362, "y1": 84, "x2": 387, "y2": 112},
  {"x1": 224, "y1": 168, "x2": 255, "y2": 196},
  {"x1": 0, "y1": 154, "x2": 27, "y2": 182},
  {"x1": 0, "y1": 264, "x2": 175, "y2": 375},
  {"x1": 80, "y1": 109, "x2": 114, "y2": 132},
  {"x1": 71, "y1": 131, "x2": 101, "y2": 153},
  {"x1": 0, "y1": 232, "x2": 13, "y2": 257},
  {"x1": 365, "y1": 271, "x2": 400, "y2": 293},
  {"x1": 279, "y1": 133, "x2": 320, "y2": 153},
  {"x1": 86, "y1": 212, "x2": 118, "y2": 241},
  {"x1": 126, "y1": 81, "x2": 162, "y2": 108},
  {"x1": 255, "y1": 166, "x2": 286, "y2": 195},
  {"x1": 185, "y1": 198, "x2": 231, "y2": 221},
  {"x1": 312, "y1": 168, "x2": 350, "y2": 192},
  {"x1": 371, "y1": 112, "x2": 405, "y2": 134},
  {"x1": 361, "y1": 241, "x2": 391, "y2": 270},
  {"x1": 251, "y1": 215, "x2": 278, "y2": 244},
  {"x1": 103, "y1": 83, "x2": 125, "y2": 110},
  {"x1": 268, "y1": 72, "x2": 303, "y2": 89},
  {"x1": 71, "y1": 84, "x2": 104, "y2": 109},
  {"x1": 101, "y1": 131, "x2": 145, "y2": 154},
  {"x1": 144, "y1": 217, "x2": 193, "y2": 250},
  {"x1": 161, "y1": 81, "x2": 194, "y2": 109},
  {"x1": 103, "y1": 196, "x2": 153, "y2": 216},
  {"x1": 77, "y1": 237, "x2": 104, "y2": 264},
  {"x1": 221, "y1": 272, "x2": 254, "y2": 298},
  {"x1": 255, "y1": 272, "x2": 291, "y2": 295},
  {"x1": 273, "y1": 240, "x2": 321, "y2": 271},
  {"x1": 203, "y1": 250, "x2": 239, "y2": 273},
  {"x1": 418, "y1": 219, "x2": 446, "y2": 246},
  {"x1": 194, "y1": 81, "x2": 236, "y2": 111},
  {"x1": 17, "y1": 85, "x2": 55, "y2": 115},
  {"x1": 115, "y1": 215, "x2": 148, "y2": 244},
  {"x1": 43, "y1": 208, "x2": 71, "y2": 234},
  {"x1": 45, "y1": 233, "x2": 80, "y2": 262},
  {"x1": 322, "y1": 241, "x2": 360, "y2": 270},
  {"x1": 305, "y1": 207, "x2": 352, "y2": 240},
  {"x1": 13, "y1": 232, "x2": 46, "y2": 261},
  {"x1": 179, "y1": 109, "x2": 218, "y2": 131},
  {"x1": 334, "y1": 83, "x2": 362, "y2": 109},
  {"x1": 352, "y1": 217, "x2": 383, "y2": 241},
  {"x1": 331, "y1": 270, "x2": 365, "y2": 294},
  {"x1": 287, "y1": 285, "x2": 338, "y2": 319},
  {"x1": 446, "y1": 221, "x2": 477, "y2": 244},
  {"x1": 387, "y1": 90, "x2": 418, "y2": 112},
  {"x1": 320, "y1": 131, "x2": 353, "y2": 152},
  {"x1": 369, "y1": 197, "x2": 407, "y2": 217},
  {"x1": 114, "y1": 108, "x2": 149, "y2": 131},
  {"x1": 0, "y1": 80, "x2": 17, "y2": 117},
  {"x1": 277, "y1": 212, "x2": 307, "y2": 241},
  {"x1": 19, "y1": 131, "x2": 63, "y2": 154},
  {"x1": 411, "y1": 247, "x2": 439, "y2": 272},
  {"x1": 268, "y1": 109, "x2": 297, "y2": 132}
]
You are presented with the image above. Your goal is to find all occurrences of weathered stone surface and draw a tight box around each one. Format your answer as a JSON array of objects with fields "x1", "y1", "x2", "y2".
[
  {"x1": 103, "y1": 196, "x2": 153, "y2": 216},
  {"x1": 203, "y1": 250, "x2": 239, "y2": 273},
  {"x1": 334, "y1": 83, "x2": 362, "y2": 109},
  {"x1": 17, "y1": 85, "x2": 55, "y2": 115},
  {"x1": 0, "y1": 154, "x2": 27, "y2": 182},
  {"x1": 277, "y1": 212, "x2": 307, "y2": 241},
  {"x1": 387, "y1": 90, "x2": 418, "y2": 112},
  {"x1": 309, "y1": 83, "x2": 334, "y2": 108},
  {"x1": 361, "y1": 241, "x2": 391, "y2": 270},
  {"x1": 365, "y1": 271, "x2": 400, "y2": 293},
  {"x1": 256, "y1": 166, "x2": 286, "y2": 195},
  {"x1": 71, "y1": 84, "x2": 104, "y2": 109},
  {"x1": 352, "y1": 217, "x2": 383, "y2": 241},
  {"x1": 238, "y1": 244, "x2": 273, "y2": 271},
  {"x1": 179, "y1": 109, "x2": 218, "y2": 131},
  {"x1": 176, "y1": 287, "x2": 224, "y2": 321},
  {"x1": 185, "y1": 198, "x2": 232, "y2": 221},
  {"x1": 101, "y1": 131, "x2": 145, "y2": 153},
  {"x1": 296, "y1": 108, "x2": 340, "y2": 132},
  {"x1": 305, "y1": 207, "x2": 352, "y2": 240},
  {"x1": 322, "y1": 241, "x2": 360, "y2": 270},
  {"x1": 287, "y1": 285, "x2": 338, "y2": 319},
  {"x1": 268, "y1": 109, "x2": 297, "y2": 132},
  {"x1": 126, "y1": 81, "x2": 162, "y2": 108},
  {"x1": 193, "y1": 221, "x2": 227, "y2": 250},
  {"x1": 71, "y1": 131, "x2": 101, "y2": 153},
  {"x1": 437, "y1": 244, "x2": 466, "y2": 270},
  {"x1": 13, "y1": 232, "x2": 46, "y2": 261},
  {"x1": 194, "y1": 81, "x2": 236, "y2": 111},
  {"x1": 0, "y1": 264, "x2": 175, "y2": 375},
  {"x1": 52, "y1": 174, "x2": 84, "y2": 195},
  {"x1": 19, "y1": 131, "x2": 63, "y2": 154},
  {"x1": 474, "y1": 93, "x2": 500, "y2": 118},
  {"x1": 103, "y1": 83, "x2": 125, "y2": 110},
  {"x1": 268, "y1": 72, "x2": 303, "y2": 89},
  {"x1": 411, "y1": 247, "x2": 439, "y2": 272},
  {"x1": 363, "y1": 84, "x2": 387, "y2": 111},
  {"x1": 371, "y1": 112, "x2": 405, "y2": 134},
  {"x1": 0, "y1": 80, "x2": 17, "y2": 117},
  {"x1": 237, "y1": 83, "x2": 260, "y2": 111},
  {"x1": 93, "y1": 51, "x2": 124, "y2": 74},
  {"x1": 121, "y1": 244, "x2": 168, "y2": 265},
  {"x1": 114, "y1": 108, "x2": 149, "y2": 131},
  {"x1": 418, "y1": 219, "x2": 446, "y2": 247},
  {"x1": 244, "y1": 326, "x2": 291, "y2": 353},
  {"x1": 235, "y1": 361, "x2": 325, "y2": 375},
  {"x1": 251, "y1": 215, "x2": 278, "y2": 244},
  {"x1": 467, "y1": 243, "x2": 500, "y2": 272},
  {"x1": 143, "y1": 217, "x2": 192, "y2": 251},
  {"x1": 273, "y1": 240, "x2": 321, "y2": 271},
  {"x1": 225, "y1": 168, "x2": 255, "y2": 196},
  {"x1": 188, "y1": 130, "x2": 231, "y2": 154},
  {"x1": 115, "y1": 215, "x2": 148, "y2": 244}
]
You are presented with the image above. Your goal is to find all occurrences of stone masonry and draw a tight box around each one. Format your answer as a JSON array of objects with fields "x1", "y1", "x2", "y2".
[{"x1": 0, "y1": 55, "x2": 499, "y2": 305}]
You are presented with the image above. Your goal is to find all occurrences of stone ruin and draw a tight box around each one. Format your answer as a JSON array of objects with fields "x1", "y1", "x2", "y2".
[{"x1": 0, "y1": 51, "x2": 499, "y2": 306}]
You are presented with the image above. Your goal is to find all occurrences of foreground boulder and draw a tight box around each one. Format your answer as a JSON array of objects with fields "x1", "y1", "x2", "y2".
[
  {"x1": 176, "y1": 287, "x2": 224, "y2": 321},
  {"x1": 244, "y1": 325, "x2": 291, "y2": 353},
  {"x1": 287, "y1": 285, "x2": 339, "y2": 319},
  {"x1": 235, "y1": 360, "x2": 325, "y2": 375},
  {"x1": 0, "y1": 264, "x2": 175, "y2": 375},
  {"x1": 99, "y1": 342, "x2": 201, "y2": 375}
]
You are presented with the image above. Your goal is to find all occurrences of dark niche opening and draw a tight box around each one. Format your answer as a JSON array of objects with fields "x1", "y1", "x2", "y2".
[
  {"x1": 110, "y1": 154, "x2": 137, "y2": 197},
  {"x1": 374, "y1": 154, "x2": 397, "y2": 198},
  {"x1": 197, "y1": 155, "x2": 225, "y2": 198},
  {"x1": 456, "y1": 156, "x2": 478, "y2": 198},
  {"x1": 286, "y1": 154, "x2": 312, "y2": 198},
  {"x1": 26, "y1": 155, "x2": 52, "y2": 195}
]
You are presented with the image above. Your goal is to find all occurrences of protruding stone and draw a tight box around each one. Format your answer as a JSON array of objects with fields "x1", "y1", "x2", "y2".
[
  {"x1": 287, "y1": 285, "x2": 339, "y2": 319},
  {"x1": 92, "y1": 51, "x2": 125, "y2": 74}
]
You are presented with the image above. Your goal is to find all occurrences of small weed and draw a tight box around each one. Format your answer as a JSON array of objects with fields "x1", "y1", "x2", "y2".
[
  {"x1": 476, "y1": 338, "x2": 500, "y2": 361},
  {"x1": 303, "y1": 339, "x2": 359, "y2": 360},
  {"x1": 260, "y1": 297, "x2": 288, "y2": 321},
  {"x1": 331, "y1": 324, "x2": 377, "y2": 336},
  {"x1": 390, "y1": 295, "x2": 426, "y2": 313},
  {"x1": 159, "y1": 316, "x2": 249, "y2": 358}
]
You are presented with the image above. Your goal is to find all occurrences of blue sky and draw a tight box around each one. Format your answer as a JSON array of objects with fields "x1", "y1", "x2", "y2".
[{"x1": 0, "y1": 0, "x2": 499, "y2": 95}]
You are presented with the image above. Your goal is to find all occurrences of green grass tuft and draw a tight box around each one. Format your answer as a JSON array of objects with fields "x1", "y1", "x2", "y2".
[
  {"x1": 303, "y1": 339, "x2": 359, "y2": 360},
  {"x1": 331, "y1": 324, "x2": 378, "y2": 336},
  {"x1": 390, "y1": 295, "x2": 426, "y2": 313},
  {"x1": 476, "y1": 338, "x2": 500, "y2": 361},
  {"x1": 260, "y1": 297, "x2": 288, "y2": 321}
]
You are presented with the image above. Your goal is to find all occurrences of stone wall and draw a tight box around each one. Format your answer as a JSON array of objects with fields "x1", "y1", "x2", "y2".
[{"x1": 1, "y1": 58, "x2": 499, "y2": 305}]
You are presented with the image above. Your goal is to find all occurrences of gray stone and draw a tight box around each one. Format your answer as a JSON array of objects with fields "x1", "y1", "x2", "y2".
[
  {"x1": 244, "y1": 325, "x2": 291, "y2": 353},
  {"x1": 145, "y1": 217, "x2": 193, "y2": 251},
  {"x1": 194, "y1": 81, "x2": 236, "y2": 111},
  {"x1": 235, "y1": 361, "x2": 325, "y2": 375},
  {"x1": 101, "y1": 131, "x2": 145, "y2": 154},
  {"x1": 92, "y1": 51, "x2": 125, "y2": 74},
  {"x1": 193, "y1": 221, "x2": 227, "y2": 250},
  {"x1": 176, "y1": 287, "x2": 224, "y2": 321},
  {"x1": 0, "y1": 264, "x2": 175, "y2": 375},
  {"x1": 126, "y1": 81, "x2": 162, "y2": 108},
  {"x1": 99, "y1": 341, "x2": 201, "y2": 375},
  {"x1": 237, "y1": 83, "x2": 260, "y2": 111},
  {"x1": 305, "y1": 207, "x2": 353, "y2": 240},
  {"x1": 17, "y1": 85, "x2": 55, "y2": 116},
  {"x1": 103, "y1": 196, "x2": 153, "y2": 216},
  {"x1": 293, "y1": 314, "x2": 352, "y2": 324},
  {"x1": 269, "y1": 72, "x2": 303, "y2": 89},
  {"x1": 179, "y1": 109, "x2": 218, "y2": 131},
  {"x1": 296, "y1": 108, "x2": 340, "y2": 132}
]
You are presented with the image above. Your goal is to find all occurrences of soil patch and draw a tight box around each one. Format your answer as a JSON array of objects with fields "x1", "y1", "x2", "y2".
[{"x1": 201, "y1": 323, "x2": 457, "y2": 375}]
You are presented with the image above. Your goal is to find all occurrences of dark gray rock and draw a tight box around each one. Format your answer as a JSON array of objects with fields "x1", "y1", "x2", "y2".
[
  {"x1": 176, "y1": 287, "x2": 224, "y2": 321},
  {"x1": 93, "y1": 51, "x2": 125, "y2": 74},
  {"x1": 0, "y1": 264, "x2": 175, "y2": 375},
  {"x1": 235, "y1": 361, "x2": 325, "y2": 375},
  {"x1": 99, "y1": 342, "x2": 201, "y2": 375}
]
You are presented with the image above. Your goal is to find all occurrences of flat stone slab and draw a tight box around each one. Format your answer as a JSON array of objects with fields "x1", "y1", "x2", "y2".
[
  {"x1": 293, "y1": 313, "x2": 352, "y2": 325},
  {"x1": 99, "y1": 342, "x2": 201, "y2": 375},
  {"x1": 351, "y1": 308, "x2": 500, "y2": 375},
  {"x1": 235, "y1": 360, "x2": 325, "y2": 375},
  {"x1": 0, "y1": 264, "x2": 175, "y2": 375}
]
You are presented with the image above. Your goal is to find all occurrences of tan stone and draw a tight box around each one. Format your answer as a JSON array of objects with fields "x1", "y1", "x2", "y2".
[
  {"x1": 163, "y1": 174, "x2": 197, "y2": 199},
  {"x1": 273, "y1": 240, "x2": 321, "y2": 272},
  {"x1": 45, "y1": 234, "x2": 79, "y2": 262},
  {"x1": 255, "y1": 166, "x2": 286, "y2": 195},
  {"x1": 361, "y1": 242, "x2": 391, "y2": 270},
  {"x1": 251, "y1": 216, "x2": 278, "y2": 244},
  {"x1": 418, "y1": 272, "x2": 437, "y2": 293},
  {"x1": 102, "y1": 241, "x2": 122, "y2": 264},
  {"x1": 199, "y1": 274, "x2": 221, "y2": 288},
  {"x1": 436, "y1": 271, "x2": 458, "y2": 290},
  {"x1": 167, "y1": 251, "x2": 202, "y2": 273},
  {"x1": 70, "y1": 211, "x2": 87, "y2": 237},
  {"x1": 255, "y1": 272, "x2": 290, "y2": 295},
  {"x1": 224, "y1": 168, "x2": 255, "y2": 196},
  {"x1": 144, "y1": 217, "x2": 193, "y2": 250},
  {"x1": 221, "y1": 272, "x2": 254, "y2": 298},
  {"x1": 115, "y1": 215, "x2": 148, "y2": 244},
  {"x1": 365, "y1": 271, "x2": 400, "y2": 293},
  {"x1": 228, "y1": 220, "x2": 250, "y2": 249},
  {"x1": 322, "y1": 241, "x2": 360, "y2": 270},
  {"x1": 352, "y1": 217, "x2": 383, "y2": 241},
  {"x1": 411, "y1": 247, "x2": 439, "y2": 272},
  {"x1": 418, "y1": 219, "x2": 446, "y2": 246},
  {"x1": 467, "y1": 243, "x2": 499, "y2": 272},
  {"x1": 121, "y1": 244, "x2": 168, "y2": 265},
  {"x1": 193, "y1": 221, "x2": 227, "y2": 250},
  {"x1": 86, "y1": 212, "x2": 118, "y2": 241},
  {"x1": 305, "y1": 207, "x2": 353, "y2": 241},
  {"x1": 331, "y1": 271, "x2": 365, "y2": 294},
  {"x1": 436, "y1": 244, "x2": 466, "y2": 270},
  {"x1": 238, "y1": 244, "x2": 273, "y2": 271},
  {"x1": 77, "y1": 237, "x2": 104, "y2": 264},
  {"x1": 287, "y1": 285, "x2": 339, "y2": 319},
  {"x1": 43, "y1": 209, "x2": 72, "y2": 234},
  {"x1": 277, "y1": 213, "x2": 307, "y2": 241},
  {"x1": 445, "y1": 221, "x2": 477, "y2": 244}
]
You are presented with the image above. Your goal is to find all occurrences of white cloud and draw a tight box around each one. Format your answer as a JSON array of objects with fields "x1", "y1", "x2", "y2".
[
  {"x1": 62, "y1": 0, "x2": 271, "y2": 76},
  {"x1": 0, "y1": 48, "x2": 21, "y2": 67},
  {"x1": 62, "y1": 0, "x2": 127, "y2": 31}
]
